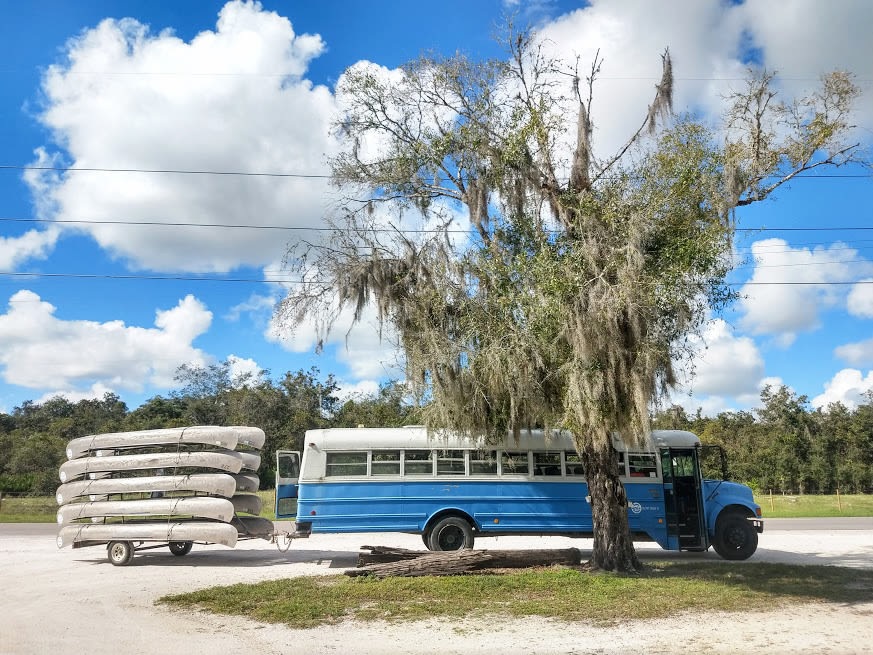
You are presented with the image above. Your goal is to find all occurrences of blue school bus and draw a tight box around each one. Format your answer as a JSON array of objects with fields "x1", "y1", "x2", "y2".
[{"x1": 275, "y1": 427, "x2": 763, "y2": 559}]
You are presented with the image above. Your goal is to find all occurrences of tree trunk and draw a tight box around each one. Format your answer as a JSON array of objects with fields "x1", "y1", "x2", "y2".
[
  {"x1": 348, "y1": 546, "x2": 582, "y2": 578},
  {"x1": 580, "y1": 443, "x2": 642, "y2": 572}
]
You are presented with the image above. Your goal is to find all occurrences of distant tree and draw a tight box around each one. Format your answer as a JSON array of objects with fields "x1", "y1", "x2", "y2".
[
  {"x1": 277, "y1": 24, "x2": 864, "y2": 570},
  {"x1": 332, "y1": 381, "x2": 421, "y2": 428}
]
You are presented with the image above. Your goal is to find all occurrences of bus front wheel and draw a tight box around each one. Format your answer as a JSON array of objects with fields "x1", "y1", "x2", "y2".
[
  {"x1": 713, "y1": 513, "x2": 758, "y2": 560},
  {"x1": 427, "y1": 516, "x2": 474, "y2": 551}
]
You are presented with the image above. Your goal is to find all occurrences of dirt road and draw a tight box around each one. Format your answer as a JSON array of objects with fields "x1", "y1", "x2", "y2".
[{"x1": 1, "y1": 524, "x2": 871, "y2": 654}]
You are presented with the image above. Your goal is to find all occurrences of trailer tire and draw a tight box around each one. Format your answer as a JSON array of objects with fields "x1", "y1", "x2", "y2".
[
  {"x1": 169, "y1": 541, "x2": 193, "y2": 556},
  {"x1": 107, "y1": 540, "x2": 134, "y2": 566},
  {"x1": 713, "y1": 512, "x2": 757, "y2": 560}
]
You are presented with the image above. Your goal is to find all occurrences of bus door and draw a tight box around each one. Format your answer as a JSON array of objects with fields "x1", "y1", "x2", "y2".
[
  {"x1": 660, "y1": 448, "x2": 707, "y2": 550},
  {"x1": 275, "y1": 450, "x2": 301, "y2": 520}
]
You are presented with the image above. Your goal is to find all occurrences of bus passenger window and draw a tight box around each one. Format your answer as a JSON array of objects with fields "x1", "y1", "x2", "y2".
[
  {"x1": 326, "y1": 452, "x2": 367, "y2": 477},
  {"x1": 470, "y1": 450, "x2": 498, "y2": 475},
  {"x1": 437, "y1": 450, "x2": 465, "y2": 475},
  {"x1": 615, "y1": 451, "x2": 627, "y2": 476},
  {"x1": 371, "y1": 450, "x2": 401, "y2": 475},
  {"x1": 628, "y1": 453, "x2": 658, "y2": 478},
  {"x1": 501, "y1": 451, "x2": 530, "y2": 475},
  {"x1": 564, "y1": 452, "x2": 584, "y2": 476},
  {"x1": 533, "y1": 452, "x2": 562, "y2": 476},
  {"x1": 404, "y1": 450, "x2": 434, "y2": 475}
]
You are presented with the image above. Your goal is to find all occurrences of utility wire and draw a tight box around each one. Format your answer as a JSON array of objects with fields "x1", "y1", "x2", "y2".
[
  {"x1": 2, "y1": 270, "x2": 873, "y2": 286},
  {"x1": 1, "y1": 216, "x2": 873, "y2": 234},
  {"x1": 1, "y1": 164, "x2": 869, "y2": 180}
]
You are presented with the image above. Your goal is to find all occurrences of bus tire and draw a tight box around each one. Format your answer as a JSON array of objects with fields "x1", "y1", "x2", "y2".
[
  {"x1": 427, "y1": 516, "x2": 474, "y2": 551},
  {"x1": 713, "y1": 512, "x2": 757, "y2": 560}
]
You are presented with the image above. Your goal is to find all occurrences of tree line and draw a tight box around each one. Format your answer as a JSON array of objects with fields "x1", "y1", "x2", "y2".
[{"x1": 1, "y1": 361, "x2": 870, "y2": 495}]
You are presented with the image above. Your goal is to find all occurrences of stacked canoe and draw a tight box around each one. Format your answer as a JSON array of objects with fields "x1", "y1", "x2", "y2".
[{"x1": 56, "y1": 426, "x2": 274, "y2": 551}]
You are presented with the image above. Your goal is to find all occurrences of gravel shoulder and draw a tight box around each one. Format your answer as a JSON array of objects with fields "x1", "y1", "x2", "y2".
[{"x1": 1, "y1": 527, "x2": 872, "y2": 655}]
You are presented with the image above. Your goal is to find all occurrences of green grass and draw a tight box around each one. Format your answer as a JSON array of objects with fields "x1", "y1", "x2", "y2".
[
  {"x1": 160, "y1": 562, "x2": 873, "y2": 629},
  {"x1": 754, "y1": 493, "x2": 873, "y2": 518},
  {"x1": 0, "y1": 495, "x2": 57, "y2": 523}
]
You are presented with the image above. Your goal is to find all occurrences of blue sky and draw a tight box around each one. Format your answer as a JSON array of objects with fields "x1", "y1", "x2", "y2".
[{"x1": 0, "y1": 0, "x2": 871, "y2": 414}]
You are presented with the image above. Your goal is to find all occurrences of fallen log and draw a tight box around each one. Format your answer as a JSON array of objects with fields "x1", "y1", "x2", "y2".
[
  {"x1": 357, "y1": 545, "x2": 427, "y2": 566},
  {"x1": 348, "y1": 546, "x2": 582, "y2": 578}
]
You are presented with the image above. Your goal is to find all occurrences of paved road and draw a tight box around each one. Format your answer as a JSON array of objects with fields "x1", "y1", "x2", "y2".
[{"x1": 3, "y1": 516, "x2": 872, "y2": 537}]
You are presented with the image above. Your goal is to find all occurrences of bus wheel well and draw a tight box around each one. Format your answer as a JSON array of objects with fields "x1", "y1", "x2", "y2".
[
  {"x1": 717, "y1": 504, "x2": 754, "y2": 524},
  {"x1": 424, "y1": 509, "x2": 477, "y2": 534}
]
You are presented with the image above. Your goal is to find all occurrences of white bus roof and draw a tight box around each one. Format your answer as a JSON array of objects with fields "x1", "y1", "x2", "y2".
[{"x1": 303, "y1": 427, "x2": 700, "y2": 451}]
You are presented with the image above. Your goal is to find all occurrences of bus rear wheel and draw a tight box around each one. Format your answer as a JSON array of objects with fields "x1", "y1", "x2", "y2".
[
  {"x1": 713, "y1": 513, "x2": 757, "y2": 560},
  {"x1": 427, "y1": 516, "x2": 474, "y2": 551}
]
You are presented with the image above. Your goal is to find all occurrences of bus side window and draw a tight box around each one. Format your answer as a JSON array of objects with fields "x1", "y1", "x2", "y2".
[
  {"x1": 326, "y1": 452, "x2": 367, "y2": 477},
  {"x1": 470, "y1": 450, "x2": 498, "y2": 475},
  {"x1": 501, "y1": 451, "x2": 530, "y2": 475},
  {"x1": 436, "y1": 450, "x2": 465, "y2": 475},
  {"x1": 533, "y1": 452, "x2": 562, "y2": 476},
  {"x1": 404, "y1": 450, "x2": 434, "y2": 475},
  {"x1": 371, "y1": 450, "x2": 400, "y2": 475},
  {"x1": 564, "y1": 452, "x2": 584, "y2": 476},
  {"x1": 628, "y1": 453, "x2": 658, "y2": 478}
]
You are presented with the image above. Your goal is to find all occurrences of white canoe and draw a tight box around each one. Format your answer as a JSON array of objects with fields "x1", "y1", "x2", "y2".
[
  {"x1": 57, "y1": 497, "x2": 235, "y2": 525},
  {"x1": 57, "y1": 521, "x2": 238, "y2": 549},
  {"x1": 233, "y1": 516, "x2": 275, "y2": 538},
  {"x1": 237, "y1": 450, "x2": 261, "y2": 471},
  {"x1": 66, "y1": 426, "x2": 241, "y2": 460},
  {"x1": 230, "y1": 426, "x2": 266, "y2": 450},
  {"x1": 56, "y1": 473, "x2": 237, "y2": 505},
  {"x1": 59, "y1": 450, "x2": 243, "y2": 482},
  {"x1": 232, "y1": 473, "x2": 260, "y2": 492},
  {"x1": 230, "y1": 494, "x2": 263, "y2": 515}
]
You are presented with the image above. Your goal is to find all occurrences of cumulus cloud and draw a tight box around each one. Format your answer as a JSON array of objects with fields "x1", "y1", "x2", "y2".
[
  {"x1": 539, "y1": 1, "x2": 872, "y2": 159},
  {"x1": 738, "y1": 239, "x2": 873, "y2": 344},
  {"x1": 28, "y1": 0, "x2": 337, "y2": 272},
  {"x1": 36, "y1": 382, "x2": 115, "y2": 405},
  {"x1": 812, "y1": 368, "x2": 873, "y2": 409},
  {"x1": 227, "y1": 354, "x2": 263, "y2": 385},
  {"x1": 335, "y1": 379, "x2": 381, "y2": 402},
  {"x1": 0, "y1": 291, "x2": 212, "y2": 392},
  {"x1": 847, "y1": 280, "x2": 873, "y2": 318},
  {"x1": 668, "y1": 319, "x2": 773, "y2": 415},
  {"x1": 0, "y1": 227, "x2": 61, "y2": 270},
  {"x1": 224, "y1": 293, "x2": 275, "y2": 322},
  {"x1": 834, "y1": 337, "x2": 873, "y2": 367}
]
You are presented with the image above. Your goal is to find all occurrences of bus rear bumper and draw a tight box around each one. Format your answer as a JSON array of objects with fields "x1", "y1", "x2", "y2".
[{"x1": 751, "y1": 518, "x2": 764, "y2": 533}]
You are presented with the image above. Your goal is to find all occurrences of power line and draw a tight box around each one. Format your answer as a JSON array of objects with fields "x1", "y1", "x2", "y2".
[
  {"x1": 3, "y1": 270, "x2": 873, "y2": 287},
  {"x1": 2, "y1": 216, "x2": 873, "y2": 235},
  {"x1": 1, "y1": 163, "x2": 869, "y2": 180}
]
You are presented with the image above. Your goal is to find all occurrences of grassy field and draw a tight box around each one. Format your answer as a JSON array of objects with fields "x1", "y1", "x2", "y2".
[
  {"x1": 160, "y1": 562, "x2": 873, "y2": 628},
  {"x1": 754, "y1": 493, "x2": 873, "y2": 518},
  {"x1": 2, "y1": 491, "x2": 872, "y2": 522}
]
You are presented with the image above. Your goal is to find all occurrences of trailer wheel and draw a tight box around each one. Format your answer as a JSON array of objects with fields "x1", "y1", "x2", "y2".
[
  {"x1": 713, "y1": 513, "x2": 757, "y2": 560},
  {"x1": 169, "y1": 541, "x2": 193, "y2": 556},
  {"x1": 107, "y1": 540, "x2": 134, "y2": 566}
]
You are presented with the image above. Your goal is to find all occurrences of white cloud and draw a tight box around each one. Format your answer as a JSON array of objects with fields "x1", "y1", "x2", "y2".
[
  {"x1": 224, "y1": 293, "x2": 275, "y2": 322},
  {"x1": 336, "y1": 379, "x2": 381, "y2": 402},
  {"x1": 538, "y1": 1, "x2": 872, "y2": 159},
  {"x1": 834, "y1": 337, "x2": 873, "y2": 367},
  {"x1": 847, "y1": 280, "x2": 873, "y2": 318},
  {"x1": 812, "y1": 369, "x2": 873, "y2": 410},
  {"x1": 268, "y1": 303, "x2": 402, "y2": 380},
  {"x1": 0, "y1": 291, "x2": 212, "y2": 392},
  {"x1": 36, "y1": 382, "x2": 115, "y2": 404},
  {"x1": 28, "y1": 0, "x2": 337, "y2": 273},
  {"x1": 227, "y1": 354, "x2": 263, "y2": 386},
  {"x1": 738, "y1": 239, "x2": 873, "y2": 343},
  {"x1": 0, "y1": 227, "x2": 60, "y2": 270}
]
